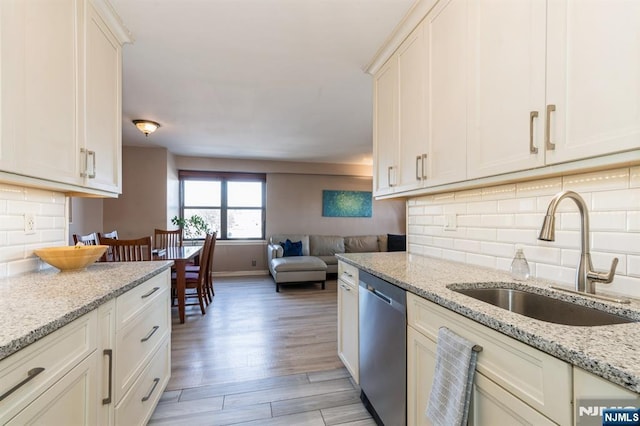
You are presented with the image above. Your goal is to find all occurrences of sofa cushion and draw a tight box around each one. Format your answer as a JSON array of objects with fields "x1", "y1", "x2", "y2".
[
  {"x1": 310, "y1": 235, "x2": 345, "y2": 256},
  {"x1": 377, "y1": 234, "x2": 388, "y2": 252},
  {"x1": 316, "y1": 255, "x2": 338, "y2": 266},
  {"x1": 271, "y1": 234, "x2": 310, "y2": 256},
  {"x1": 387, "y1": 234, "x2": 407, "y2": 252},
  {"x1": 271, "y1": 256, "x2": 327, "y2": 272},
  {"x1": 345, "y1": 235, "x2": 380, "y2": 253},
  {"x1": 281, "y1": 239, "x2": 303, "y2": 257}
]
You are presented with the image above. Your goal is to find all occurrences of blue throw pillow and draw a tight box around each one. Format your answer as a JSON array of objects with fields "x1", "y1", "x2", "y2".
[
  {"x1": 387, "y1": 234, "x2": 406, "y2": 252},
  {"x1": 280, "y1": 239, "x2": 303, "y2": 257}
]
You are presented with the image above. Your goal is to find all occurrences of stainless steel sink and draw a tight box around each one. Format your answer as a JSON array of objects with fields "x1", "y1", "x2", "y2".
[{"x1": 451, "y1": 287, "x2": 636, "y2": 326}]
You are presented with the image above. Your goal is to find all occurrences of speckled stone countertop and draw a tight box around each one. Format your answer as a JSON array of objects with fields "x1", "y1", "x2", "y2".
[
  {"x1": 0, "y1": 261, "x2": 173, "y2": 361},
  {"x1": 338, "y1": 252, "x2": 640, "y2": 394}
]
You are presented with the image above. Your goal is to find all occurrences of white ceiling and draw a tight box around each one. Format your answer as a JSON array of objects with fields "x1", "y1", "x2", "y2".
[{"x1": 112, "y1": 0, "x2": 414, "y2": 165}]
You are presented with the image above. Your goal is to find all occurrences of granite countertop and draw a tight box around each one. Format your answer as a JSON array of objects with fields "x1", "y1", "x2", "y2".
[
  {"x1": 0, "y1": 261, "x2": 173, "y2": 361},
  {"x1": 338, "y1": 252, "x2": 640, "y2": 394}
]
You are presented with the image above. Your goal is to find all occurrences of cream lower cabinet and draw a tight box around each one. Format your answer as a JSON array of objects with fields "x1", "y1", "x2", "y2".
[
  {"x1": 406, "y1": 293, "x2": 572, "y2": 425},
  {"x1": 337, "y1": 261, "x2": 359, "y2": 383},
  {"x1": 0, "y1": 269, "x2": 170, "y2": 425},
  {"x1": 0, "y1": 311, "x2": 99, "y2": 424}
]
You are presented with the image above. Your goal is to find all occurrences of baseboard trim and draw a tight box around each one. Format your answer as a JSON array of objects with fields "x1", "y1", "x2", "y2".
[{"x1": 213, "y1": 270, "x2": 270, "y2": 277}]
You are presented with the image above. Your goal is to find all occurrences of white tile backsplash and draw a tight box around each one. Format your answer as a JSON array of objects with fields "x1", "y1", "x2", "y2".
[
  {"x1": 408, "y1": 166, "x2": 640, "y2": 298},
  {"x1": 0, "y1": 183, "x2": 68, "y2": 278}
]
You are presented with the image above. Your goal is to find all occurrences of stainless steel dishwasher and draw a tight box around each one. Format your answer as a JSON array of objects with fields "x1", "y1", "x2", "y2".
[{"x1": 359, "y1": 271, "x2": 407, "y2": 426}]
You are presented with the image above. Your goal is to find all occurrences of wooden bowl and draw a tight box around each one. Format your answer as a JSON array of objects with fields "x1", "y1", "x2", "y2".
[{"x1": 34, "y1": 245, "x2": 108, "y2": 271}]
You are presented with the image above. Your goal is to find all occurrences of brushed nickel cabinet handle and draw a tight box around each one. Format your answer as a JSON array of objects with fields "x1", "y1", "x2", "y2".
[
  {"x1": 545, "y1": 104, "x2": 556, "y2": 150},
  {"x1": 421, "y1": 153, "x2": 428, "y2": 179},
  {"x1": 80, "y1": 148, "x2": 89, "y2": 178},
  {"x1": 141, "y1": 287, "x2": 160, "y2": 299},
  {"x1": 141, "y1": 377, "x2": 160, "y2": 402},
  {"x1": 141, "y1": 325, "x2": 160, "y2": 342},
  {"x1": 102, "y1": 349, "x2": 113, "y2": 405},
  {"x1": 415, "y1": 155, "x2": 421, "y2": 181},
  {"x1": 88, "y1": 150, "x2": 96, "y2": 178},
  {"x1": 530, "y1": 111, "x2": 539, "y2": 154},
  {"x1": 387, "y1": 166, "x2": 396, "y2": 187},
  {"x1": 0, "y1": 367, "x2": 45, "y2": 402}
]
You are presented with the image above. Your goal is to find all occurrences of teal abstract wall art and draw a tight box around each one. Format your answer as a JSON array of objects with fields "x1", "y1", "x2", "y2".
[{"x1": 322, "y1": 190, "x2": 372, "y2": 217}]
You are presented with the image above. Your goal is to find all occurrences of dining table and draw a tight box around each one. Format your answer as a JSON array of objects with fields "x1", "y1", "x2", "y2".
[{"x1": 153, "y1": 245, "x2": 202, "y2": 323}]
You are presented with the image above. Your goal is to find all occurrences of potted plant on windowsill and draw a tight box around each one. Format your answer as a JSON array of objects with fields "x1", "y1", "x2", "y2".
[{"x1": 171, "y1": 215, "x2": 211, "y2": 245}]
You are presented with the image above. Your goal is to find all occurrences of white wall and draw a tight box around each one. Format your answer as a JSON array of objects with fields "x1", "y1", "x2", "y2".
[
  {"x1": 68, "y1": 197, "x2": 103, "y2": 245},
  {"x1": 407, "y1": 166, "x2": 640, "y2": 298},
  {"x1": 0, "y1": 183, "x2": 67, "y2": 277}
]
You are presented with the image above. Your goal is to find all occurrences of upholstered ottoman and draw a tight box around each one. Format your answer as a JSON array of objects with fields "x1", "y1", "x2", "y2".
[{"x1": 270, "y1": 256, "x2": 327, "y2": 292}]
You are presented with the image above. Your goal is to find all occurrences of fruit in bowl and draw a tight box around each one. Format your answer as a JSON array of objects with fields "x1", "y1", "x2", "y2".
[{"x1": 34, "y1": 245, "x2": 108, "y2": 271}]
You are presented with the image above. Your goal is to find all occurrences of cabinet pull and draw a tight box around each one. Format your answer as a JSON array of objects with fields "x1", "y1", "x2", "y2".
[
  {"x1": 141, "y1": 287, "x2": 160, "y2": 299},
  {"x1": 529, "y1": 111, "x2": 539, "y2": 154},
  {"x1": 141, "y1": 325, "x2": 160, "y2": 342},
  {"x1": 79, "y1": 149, "x2": 97, "y2": 178},
  {"x1": 387, "y1": 166, "x2": 396, "y2": 187},
  {"x1": 421, "y1": 153, "x2": 428, "y2": 179},
  {"x1": 415, "y1": 156, "x2": 422, "y2": 181},
  {"x1": 102, "y1": 349, "x2": 113, "y2": 405},
  {"x1": 0, "y1": 367, "x2": 45, "y2": 402},
  {"x1": 545, "y1": 104, "x2": 556, "y2": 150},
  {"x1": 141, "y1": 377, "x2": 160, "y2": 402}
]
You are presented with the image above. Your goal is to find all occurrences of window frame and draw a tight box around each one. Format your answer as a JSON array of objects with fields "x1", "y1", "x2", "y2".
[{"x1": 179, "y1": 170, "x2": 266, "y2": 241}]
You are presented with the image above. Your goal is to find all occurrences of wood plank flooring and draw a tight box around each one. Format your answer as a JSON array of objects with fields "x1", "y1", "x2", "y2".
[{"x1": 149, "y1": 276, "x2": 374, "y2": 426}]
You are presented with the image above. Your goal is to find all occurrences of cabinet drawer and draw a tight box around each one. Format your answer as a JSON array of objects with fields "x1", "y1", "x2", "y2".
[
  {"x1": 115, "y1": 293, "x2": 169, "y2": 402},
  {"x1": 116, "y1": 270, "x2": 170, "y2": 329},
  {"x1": 0, "y1": 311, "x2": 97, "y2": 423},
  {"x1": 338, "y1": 261, "x2": 359, "y2": 287},
  {"x1": 407, "y1": 293, "x2": 572, "y2": 425},
  {"x1": 115, "y1": 337, "x2": 170, "y2": 426}
]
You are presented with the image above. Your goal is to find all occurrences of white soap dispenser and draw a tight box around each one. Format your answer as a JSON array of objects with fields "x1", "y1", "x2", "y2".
[{"x1": 510, "y1": 245, "x2": 530, "y2": 281}]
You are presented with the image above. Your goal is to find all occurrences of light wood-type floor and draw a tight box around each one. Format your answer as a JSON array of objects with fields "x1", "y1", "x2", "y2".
[{"x1": 149, "y1": 276, "x2": 375, "y2": 426}]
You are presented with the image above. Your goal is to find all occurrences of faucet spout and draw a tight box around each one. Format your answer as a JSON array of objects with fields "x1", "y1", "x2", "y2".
[{"x1": 538, "y1": 190, "x2": 617, "y2": 294}]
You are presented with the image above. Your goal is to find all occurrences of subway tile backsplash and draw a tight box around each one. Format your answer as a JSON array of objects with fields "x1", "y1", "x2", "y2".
[
  {"x1": 408, "y1": 167, "x2": 640, "y2": 298},
  {"x1": 0, "y1": 183, "x2": 67, "y2": 277}
]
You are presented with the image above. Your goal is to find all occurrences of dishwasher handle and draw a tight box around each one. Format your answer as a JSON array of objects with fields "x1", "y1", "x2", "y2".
[{"x1": 366, "y1": 284, "x2": 392, "y2": 305}]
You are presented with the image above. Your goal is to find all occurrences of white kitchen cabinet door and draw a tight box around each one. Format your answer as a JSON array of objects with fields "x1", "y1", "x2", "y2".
[
  {"x1": 545, "y1": 0, "x2": 640, "y2": 165},
  {"x1": 338, "y1": 278, "x2": 359, "y2": 383},
  {"x1": 397, "y1": 23, "x2": 428, "y2": 193},
  {"x1": 470, "y1": 372, "x2": 555, "y2": 426},
  {"x1": 424, "y1": 0, "x2": 468, "y2": 187},
  {"x1": 373, "y1": 59, "x2": 399, "y2": 196},
  {"x1": 407, "y1": 326, "x2": 436, "y2": 426},
  {"x1": 1, "y1": 0, "x2": 81, "y2": 184},
  {"x1": 466, "y1": 0, "x2": 547, "y2": 179},
  {"x1": 6, "y1": 352, "x2": 98, "y2": 426},
  {"x1": 83, "y1": 2, "x2": 122, "y2": 194}
]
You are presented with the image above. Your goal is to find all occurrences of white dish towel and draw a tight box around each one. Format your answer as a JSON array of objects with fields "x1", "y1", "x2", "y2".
[{"x1": 426, "y1": 327, "x2": 480, "y2": 426}]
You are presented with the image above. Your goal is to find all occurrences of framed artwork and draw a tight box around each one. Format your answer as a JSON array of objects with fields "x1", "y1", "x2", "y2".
[{"x1": 322, "y1": 190, "x2": 372, "y2": 217}]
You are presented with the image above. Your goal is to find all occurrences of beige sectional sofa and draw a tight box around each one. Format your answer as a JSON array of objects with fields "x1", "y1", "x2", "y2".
[{"x1": 267, "y1": 234, "x2": 389, "y2": 292}]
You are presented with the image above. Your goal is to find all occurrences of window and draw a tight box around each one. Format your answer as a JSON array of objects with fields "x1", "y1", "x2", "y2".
[{"x1": 179, "y1": 171, "x2": 266, "y2": 240}]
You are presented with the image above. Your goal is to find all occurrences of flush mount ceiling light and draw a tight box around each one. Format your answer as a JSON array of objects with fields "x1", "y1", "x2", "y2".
[{"x1": 133, "y1": 119, "x2": 160, "y2": 137}]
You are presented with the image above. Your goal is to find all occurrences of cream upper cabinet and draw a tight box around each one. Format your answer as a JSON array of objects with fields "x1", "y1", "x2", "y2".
[
  {"x1": 545, "y1": 0, "x2": 640, "y2": 165},
  {"x1": 0, "y1": 0, "x2": 82, "y2": 184},
  {"x1": 397, "y1": 24, "x2": 428, "y2": 193},
  {"x1": 0, "y1": 0, "x2": 129, "y2": 197},
  {"x1": 83, "y1": 1, "x2": 123, "y2": 193},
  {"x1": 466, "y1": 0, "x2": 547, "y2": 179},
  {"x1": 424, "y1": 0, "x2": 467, "y2": 187},
  {"x1": 373, "y1": 59, "x2": 398, "y2": 196}
]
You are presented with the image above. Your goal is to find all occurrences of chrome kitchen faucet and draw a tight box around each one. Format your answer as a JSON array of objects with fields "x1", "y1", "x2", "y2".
[{"x1": 538, "y1": 190, "x2": 618, "y2": 295}]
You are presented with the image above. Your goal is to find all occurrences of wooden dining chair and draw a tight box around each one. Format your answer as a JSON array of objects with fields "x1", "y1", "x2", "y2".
[
  {"x1": 72, "y1": 232, "x2": 99, "y2": 245},
  {"x1": 154, "y1": 228, "x2": 182, "y2": 249},
  {"x1": 204, "y1": 231, "x2": 217, "y2": 303},
  {"x1": 100, "y1": 236, "x2": 152, "y2": 262},
  {"x1": 173, "y1": 232, "x2": 213, "y2": 315},
  {"x1": 97, "y1": 230, "x2": 119, "y2": 261}
]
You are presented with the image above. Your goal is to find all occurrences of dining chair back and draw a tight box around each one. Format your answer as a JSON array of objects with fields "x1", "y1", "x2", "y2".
[
  {"x1": 204, "y1": 231, "x2": 217, "y2": 302},
  {"x1": 154, "y1": 228, "x2": 182, "y2": 249},
  {"x1": 72, "y1": 232, "x2": 99, "y2": 246},
  {"x1": 173, "y1": 232, "x2": 213, "y2": 315},
  {"x1": 98, "y1": 230, "x2": 118, "y2": 241},
  {"x1": 100, "y1": 236, "x2": 152, "y2": 262}
]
